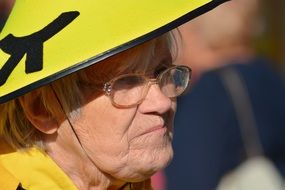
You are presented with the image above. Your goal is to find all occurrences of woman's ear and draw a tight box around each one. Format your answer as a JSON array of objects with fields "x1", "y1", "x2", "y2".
[{"x1": 19, "y1": 91, "x2": 60, "y2": 134}]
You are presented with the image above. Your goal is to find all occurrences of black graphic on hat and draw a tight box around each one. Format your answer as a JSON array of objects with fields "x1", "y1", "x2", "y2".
[{"x1": 0, "y1": 11, "x2": 80, "y2": 86}]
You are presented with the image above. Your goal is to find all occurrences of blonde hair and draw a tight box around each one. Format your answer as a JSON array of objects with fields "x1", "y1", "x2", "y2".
[{"x1": 0, "y1": 33, "x2": 173, "y2": 150}]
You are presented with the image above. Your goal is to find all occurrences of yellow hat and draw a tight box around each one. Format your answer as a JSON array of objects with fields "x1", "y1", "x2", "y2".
[{"x1": 0, "y1": 0, "x2": 228, "y2": 103}]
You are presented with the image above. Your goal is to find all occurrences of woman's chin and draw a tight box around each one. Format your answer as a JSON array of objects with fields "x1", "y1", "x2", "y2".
[
  {"x1": 131, "y1": 146, "x2": 173, "y2": 179},
  {"x1": 111, "y1": 145, "x2": 173, "y2": 182}
]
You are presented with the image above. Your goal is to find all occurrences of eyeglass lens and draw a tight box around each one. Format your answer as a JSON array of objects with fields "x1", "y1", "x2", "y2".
[
  {"x1": 159, "y1": 67, "x2": 189, "y2": 98},
  {"x1": 110, "y1": 66, "x2": 190, "y2": 107}
]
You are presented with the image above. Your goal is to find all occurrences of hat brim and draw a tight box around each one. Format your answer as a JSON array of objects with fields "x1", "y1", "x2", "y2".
[{"x1": 0, "y1": 0, "x2": 229, "y2": 103}]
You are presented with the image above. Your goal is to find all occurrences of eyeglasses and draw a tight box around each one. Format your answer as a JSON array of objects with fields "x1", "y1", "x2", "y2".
[{"x1": 103, "y1": 65, "x2": 191, "y2": 108}]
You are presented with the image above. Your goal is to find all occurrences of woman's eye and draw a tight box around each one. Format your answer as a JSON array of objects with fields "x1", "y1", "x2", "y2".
[
  {"x1": 154, "y1": 60, "x2": 173, "y2": 77},
  {"x1": 154, "y1": 67, "x2": 166, "y2": 77}
]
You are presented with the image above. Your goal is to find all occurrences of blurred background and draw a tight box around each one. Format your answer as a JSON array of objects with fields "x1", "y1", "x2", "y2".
[
  {"x1": 164, "y1": 0, "x2": 285, "y2": 190},
  {"x1": 258, "y1": 0, "x2": 285, "y2": 70}
]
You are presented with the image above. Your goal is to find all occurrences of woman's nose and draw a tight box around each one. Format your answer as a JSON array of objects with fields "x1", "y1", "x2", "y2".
[{"x1": 138, "y1": 84, "x2": 173, "y2": 114}]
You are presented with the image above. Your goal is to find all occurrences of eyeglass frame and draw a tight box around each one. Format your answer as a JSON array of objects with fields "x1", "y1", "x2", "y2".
[{"x1": 102, "y1": 65, "x2": 191, "y2": 108}]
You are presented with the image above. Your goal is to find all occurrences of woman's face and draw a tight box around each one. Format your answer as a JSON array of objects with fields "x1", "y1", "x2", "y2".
[{"x1": 72, "y1": 38, "x2": 175, "y2": 181}]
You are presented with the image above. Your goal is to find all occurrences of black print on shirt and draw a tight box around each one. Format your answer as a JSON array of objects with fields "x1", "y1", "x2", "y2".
[{"x1": 0, "y1": 11, "x2": 80, "y2": 86}]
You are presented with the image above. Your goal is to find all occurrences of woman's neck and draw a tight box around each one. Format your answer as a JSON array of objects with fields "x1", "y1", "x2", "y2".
[{"x1": 43, "y1": 131, "x2": 126, "y2": 190}]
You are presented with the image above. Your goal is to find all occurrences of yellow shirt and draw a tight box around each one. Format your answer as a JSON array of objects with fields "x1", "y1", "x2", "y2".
[
  {"x1": 0, "y1": 141, "x2": 78, "y2": 190},
  {"x1": 0, "y1": 140, "x2": 134, "y2": 190}
]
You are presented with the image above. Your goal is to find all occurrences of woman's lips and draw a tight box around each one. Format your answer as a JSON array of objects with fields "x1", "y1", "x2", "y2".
[{"x1": 140, "y1": 125, "x2": 167, "y2": 136}]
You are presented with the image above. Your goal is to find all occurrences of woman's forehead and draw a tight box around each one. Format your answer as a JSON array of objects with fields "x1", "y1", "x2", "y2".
[
  {"x1": 86, "y1": 34, "x2": 172, "y2": 75},
  {"x1": 115, "y1": 34, "x2": 171, "y2": 61},
  {"x1": 120, "y1": 37, "x2": 172, "y2": 74}
]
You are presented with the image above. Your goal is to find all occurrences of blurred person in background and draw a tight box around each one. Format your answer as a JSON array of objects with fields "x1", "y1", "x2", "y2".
[{"x1": 165, "y1": 0, "x2": 285, "y2": 189}]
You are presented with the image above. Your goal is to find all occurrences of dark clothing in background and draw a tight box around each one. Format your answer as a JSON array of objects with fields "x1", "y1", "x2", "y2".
[{"x1": 165, "y1": 57, "x2": 285, "y2": 190}]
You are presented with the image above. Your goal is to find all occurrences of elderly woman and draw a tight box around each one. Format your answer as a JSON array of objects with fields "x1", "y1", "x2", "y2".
[{"x1": 0, "y1": 0, "x2": 227, "y2": 190}]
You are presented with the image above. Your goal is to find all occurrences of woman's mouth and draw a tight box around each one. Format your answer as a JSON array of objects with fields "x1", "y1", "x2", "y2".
[{"x1": 140, "y1": 125, "x2": 167, "y2": 136}]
